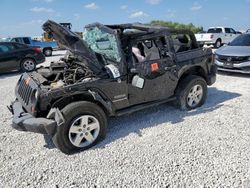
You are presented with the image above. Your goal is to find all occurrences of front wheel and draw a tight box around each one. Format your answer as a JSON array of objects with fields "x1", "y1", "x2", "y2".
[
  {"x1": 20, "y1": 58, "x2": 36, "y2": 72},
  {"x1": 52, "y1": 101, "x2": 107, "y2": 154},
  {"x1": 175, "y1": 75, "x2": 207, "y2": 110}
]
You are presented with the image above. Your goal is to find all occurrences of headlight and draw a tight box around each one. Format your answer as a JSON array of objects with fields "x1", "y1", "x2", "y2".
[
  {"x1": 31, "y1": 90, "x2": 39, "y2": 103},
  {"x1": 248, "y1": 57, "x2": 250, "y2": 61},
  {"x1": 34, "y1": 90, "x2": 39, "y2": 100}
]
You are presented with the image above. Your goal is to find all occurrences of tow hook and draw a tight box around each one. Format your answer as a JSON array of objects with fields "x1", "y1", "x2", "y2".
[{"x1": 7, "y1": 105, "x2": 14, "y2": 114}]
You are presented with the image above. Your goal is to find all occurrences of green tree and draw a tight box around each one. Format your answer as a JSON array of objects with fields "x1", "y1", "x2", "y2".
[{"x1": 149, "y1": 20, "x2": 203, "y2": 33}]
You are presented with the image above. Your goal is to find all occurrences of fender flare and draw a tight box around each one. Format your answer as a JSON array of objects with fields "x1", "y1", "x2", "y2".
[{"x1": 51, "y1": 90, "x2": 115, "y2": 116}]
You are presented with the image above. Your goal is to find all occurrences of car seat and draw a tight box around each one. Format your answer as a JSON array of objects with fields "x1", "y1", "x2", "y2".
[
  {"x1": 142, "y1": 40, "x2": 160, "y2": 60},
  {"x1": 174, "y1": 35, "x2": 191, "y2": 53}
]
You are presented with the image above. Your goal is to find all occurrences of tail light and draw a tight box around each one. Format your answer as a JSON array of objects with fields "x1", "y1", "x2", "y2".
[
  {"x1": 32, "y1": 47, "x2": 42, "y2": 53},
  {"x1": 210, "y1": 34, "x2": 214, "y2": 39}
]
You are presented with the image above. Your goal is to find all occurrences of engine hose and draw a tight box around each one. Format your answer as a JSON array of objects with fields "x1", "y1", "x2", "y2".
[{"x1": 54, "y1": 73, "x2": 61, "y2": 82}]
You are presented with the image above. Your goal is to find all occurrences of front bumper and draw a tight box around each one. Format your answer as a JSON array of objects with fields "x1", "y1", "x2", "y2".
[
  {"x1": 215, "y1": 60, "x2": 250, "y2": 74},
  {"x1": 10, "y1": 101, "x2": 63, "y2": 135}
]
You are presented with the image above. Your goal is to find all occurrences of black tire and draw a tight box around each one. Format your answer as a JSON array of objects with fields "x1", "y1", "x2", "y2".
[
  {"x1": 20, "y1": 58, "x2": 36, "y2": 72},
  {"x1": 214, "y1": 39, "x2": 222, "y2": 48},
  {"x1": 175, "y1": 75, "x2": 207, "y2": 110},
  {"x1": 43, "y1": 48, "x2": 52, "y2": 56},
  {"x1": 52, "y1": 101, "x2": 107, "y2": 154}
]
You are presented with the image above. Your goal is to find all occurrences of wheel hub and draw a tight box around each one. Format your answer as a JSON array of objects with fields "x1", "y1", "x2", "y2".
[
  {"x1": 187, "y1": 84, "x2": 203, "y2": 108},
  {"x1": 68, "y1": 115, "x2": 100, "y2": 148},
  {"x1": 45, "y1": 50, "x2": 51, "y2": 56},
  {"x1": 23, "y1": 60, "x2": 35, "y2": 71}
]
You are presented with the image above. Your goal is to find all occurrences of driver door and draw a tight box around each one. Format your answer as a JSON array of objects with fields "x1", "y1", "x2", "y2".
[{"x1": 128, "y1": 36, "x2": 178, "y2": 106}]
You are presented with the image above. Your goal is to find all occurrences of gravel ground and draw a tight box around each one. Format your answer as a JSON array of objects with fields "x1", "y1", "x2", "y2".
[{"x1": 1, "y1": 51, "x2": 250, "y2": 187}]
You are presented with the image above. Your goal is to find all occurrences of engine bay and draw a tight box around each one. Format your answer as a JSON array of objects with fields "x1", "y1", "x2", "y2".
[{"x1": 30, "y1": 53, "x2": 97, "y2": 90}]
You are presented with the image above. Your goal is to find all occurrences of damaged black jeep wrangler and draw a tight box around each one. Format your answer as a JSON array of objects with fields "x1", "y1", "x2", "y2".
[{"x1": 10, "y1": 20, "x2": 216, "y2": 154}]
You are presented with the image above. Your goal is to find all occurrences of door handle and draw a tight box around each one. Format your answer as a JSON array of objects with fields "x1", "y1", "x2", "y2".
[{"x1": 165, "y1": 65, "x2": 176, "y2": 71}]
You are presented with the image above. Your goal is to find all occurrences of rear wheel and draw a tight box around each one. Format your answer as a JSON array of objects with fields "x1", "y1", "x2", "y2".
[
  {"x1": 52, "y1": 101, "x2": 107, "y2": 154},
  {"x1": 20, "y1": 58, "x2": 36, "y2": 72},
  {"x1": 175, "y1": 75, "x2": 207, "y2": 110},
  {"x1": 214, "y1": 39, "x2": 222, "y2": 48},
  {"x1": 43, "y1": 48, "x2": 52, "y2": 56}
]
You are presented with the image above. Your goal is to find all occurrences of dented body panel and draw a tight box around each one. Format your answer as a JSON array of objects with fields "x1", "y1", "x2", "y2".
[{"x1": 10, "y1": 20, "x2": 216, "y2": 135}]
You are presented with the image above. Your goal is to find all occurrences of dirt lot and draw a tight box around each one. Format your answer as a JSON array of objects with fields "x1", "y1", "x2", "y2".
[{"x1": 0, "y1": 51, "x2": 250, "y2": 187}]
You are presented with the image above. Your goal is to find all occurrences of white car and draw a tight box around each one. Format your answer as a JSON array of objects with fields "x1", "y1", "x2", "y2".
[{"x1": 195, "y1": 27, "x2": 240, "y2": 48}]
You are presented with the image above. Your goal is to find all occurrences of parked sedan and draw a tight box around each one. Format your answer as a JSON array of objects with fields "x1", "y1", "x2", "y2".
[
  {"x1": 214, "y1": 34, "x2": 250, "y2": 74},
  {"x1": 0, "y1": 42, "x2": 45, "y2": 73}
]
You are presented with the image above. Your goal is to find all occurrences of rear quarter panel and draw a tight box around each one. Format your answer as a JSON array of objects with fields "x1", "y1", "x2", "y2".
[
  {"x1": 18, "y1": 48, "x2": 45, "y2": 65},
  {"x1": 176, "y1": 48, "x2": 213, "y2": 79}
]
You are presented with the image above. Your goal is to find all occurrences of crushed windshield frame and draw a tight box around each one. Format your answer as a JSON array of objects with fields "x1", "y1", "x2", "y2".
[{"x1": 83, "y1": 26, "x2": 122, "y2": 63}]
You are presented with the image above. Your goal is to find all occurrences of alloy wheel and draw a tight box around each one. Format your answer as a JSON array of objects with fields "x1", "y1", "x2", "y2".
[
  {"x1": 68, "y1": 115, "x2": 100, "y2": 148},
  {"x1": 187, "y1": 84, "x2": 203, "y2": 108},
  {"x1": 23, "y1": 60, "x2": 35, "y2": 71}
]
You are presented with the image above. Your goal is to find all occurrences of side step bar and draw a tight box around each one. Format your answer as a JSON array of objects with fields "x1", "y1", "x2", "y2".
[{"x1": 115, "y1": 97, "x2": 176, "y2": 116}]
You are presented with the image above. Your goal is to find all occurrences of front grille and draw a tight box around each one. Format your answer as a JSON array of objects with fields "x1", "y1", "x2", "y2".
[
  {"x1": 217, "y1": 55, "x2": 249, "y2": 64},
  {"x1": 15, "y1": 73, "x2": 38, "y2": 114},
  {"x1": 17, "y1": 78, "x2": 33, "y2": 105}
]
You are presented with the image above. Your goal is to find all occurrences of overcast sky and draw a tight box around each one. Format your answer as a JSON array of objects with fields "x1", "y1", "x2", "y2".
[{"x1": 0, "y1": 0, "x2": 250, "y2": 37}]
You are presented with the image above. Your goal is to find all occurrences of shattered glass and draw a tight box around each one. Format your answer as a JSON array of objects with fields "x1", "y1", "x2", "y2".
[{"x1": 83, "y1": 27, "x2": 121, "y2": 62}]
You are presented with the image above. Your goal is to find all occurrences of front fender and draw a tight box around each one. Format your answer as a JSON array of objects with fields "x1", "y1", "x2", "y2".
[{"x1": 51, "y1": 90, "x2": 115, "y2": 116}]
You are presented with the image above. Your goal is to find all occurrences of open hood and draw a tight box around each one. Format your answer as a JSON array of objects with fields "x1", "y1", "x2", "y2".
[{"x1": 42, "y1": 20, "x2": 103, "y2": 74}]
